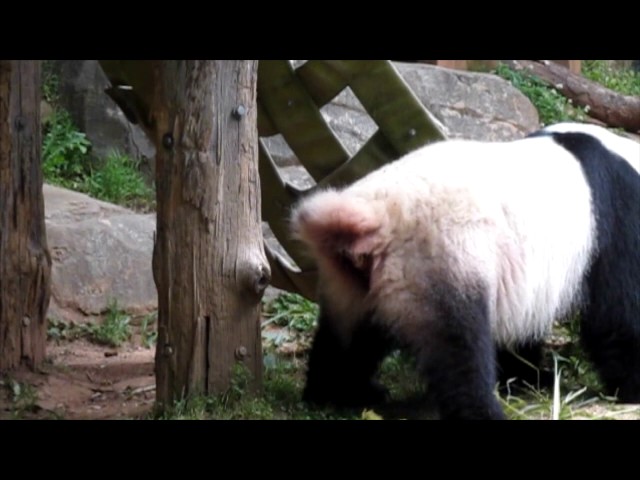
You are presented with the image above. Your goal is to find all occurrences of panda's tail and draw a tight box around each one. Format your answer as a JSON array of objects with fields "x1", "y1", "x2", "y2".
[{"x1": 290, "y1": 189, "x2": 383, "y2": 266}]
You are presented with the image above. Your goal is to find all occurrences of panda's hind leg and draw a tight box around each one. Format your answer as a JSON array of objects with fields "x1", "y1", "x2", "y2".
[
  {"x1": 303, "y1": 308, "x2": 392, "y2": 408},
  {"x1": 580, "y1": 309, "x2": 640, "y2": 403},
  {"x1": 580, "y1": 257, "x2": 640, "y2": 403},
  {"x1": 414, "y1": 282, "x2": 506, "y2": 420}
]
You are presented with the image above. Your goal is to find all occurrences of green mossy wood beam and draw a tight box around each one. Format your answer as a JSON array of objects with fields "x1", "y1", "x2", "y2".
[{"x1": 258, "y1": 60, "x2": 447, "y2": 300}]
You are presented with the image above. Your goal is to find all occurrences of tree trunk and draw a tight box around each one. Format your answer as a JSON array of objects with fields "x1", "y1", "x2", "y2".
[
  {"x1": 504, "y1": 60, "x2": 640, "y2": 132},
  {"x1": 100, "y1": 60, "x2": 269, "y2": 408},
  {"x1": 0, "y1": 61, "x2": 51, "y2": 371}
]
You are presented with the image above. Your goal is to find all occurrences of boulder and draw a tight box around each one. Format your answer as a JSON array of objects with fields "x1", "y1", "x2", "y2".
[
  {"x1": 262, "y1": 61, "x2": 540, "y2": 167},
  {"x1": 395, "y1": 62, "x2": 540, "y2": 141},
  {"x1": 44, "y1": 184, "x2": 156, "y2": 323},
  {"x1": 44, "y1": 184, "x2": 289, "y2": 321},
  {"x1": 48, "y1": 60, "x2": 155, "y2": 179}
]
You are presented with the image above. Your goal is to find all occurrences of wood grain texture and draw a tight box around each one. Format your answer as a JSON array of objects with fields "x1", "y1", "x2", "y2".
[
  {"x1": 140, "y1": 61, "x2": 268, "y2": 407},
  {"x1": 0, "y1": 60, "x2": 51, "y2": 371}
]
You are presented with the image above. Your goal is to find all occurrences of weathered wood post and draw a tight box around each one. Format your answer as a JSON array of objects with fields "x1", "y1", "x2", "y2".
[
  {"x1": 100, "y1": 60, "x2": 269, "y2": 409},
  {"x1": 0, "y1": 60, "x2": 51, "y2": 371}
]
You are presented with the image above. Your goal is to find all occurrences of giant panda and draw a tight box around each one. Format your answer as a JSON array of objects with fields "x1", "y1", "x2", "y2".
[{"x1": 290, "y1": 122, "x2": 640, "y2": 420}]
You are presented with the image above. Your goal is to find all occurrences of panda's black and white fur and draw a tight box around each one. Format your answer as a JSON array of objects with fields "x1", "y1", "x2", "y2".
[{"x1": 290, "y1": 122, "x2": 640, "y2": 420}]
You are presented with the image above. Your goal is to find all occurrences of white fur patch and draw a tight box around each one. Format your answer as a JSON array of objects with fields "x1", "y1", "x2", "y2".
[{"x1": 292, "y1": 133, "x2": 598, "y2": 347}]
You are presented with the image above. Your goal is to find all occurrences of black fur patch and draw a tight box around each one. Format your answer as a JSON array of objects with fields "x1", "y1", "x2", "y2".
[
  {"x1": 413, "y1": 281, "x2": 506, "y2": 419},
  {"x1": 303, "y1": 307, "x2": 393, "y2": 408}
]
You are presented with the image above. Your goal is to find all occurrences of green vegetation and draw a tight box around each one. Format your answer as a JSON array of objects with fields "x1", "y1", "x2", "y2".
[
  {"x1": 42, "y1": 110, "x2": 92, "y2": 189},
  {"x1": 494, "y1": 63, "x2": 587, "y2": 125},
  {"x1": 82, "y1": 151, "x2": 155, "y2": 210},
  {"x1": 156, "y1": 348, "x2": 430, "y2": 420},
  {"x1": 261, "y1": 292, "x2": 318, "y2": 354},
  {"x1": 498, "y1": 319, "x2": 622, "y2": 420},
  {"x1": 379, "y1": 351, "x2": 424, "y2": 402},
  {"x1": 47, "y1": 318, "x2": 87, "y2": 342},
  {"x1": 495, "y1": 60, "x2": 640, "y2": 127},
  {"x1": 87, "y1": 299, "x2": 133, "y2": 347},
  {"x1": 47, "y1": 299, "x2": 133, "y2": 348},
  {"x1": 499, "y1": 355, "x2": 622, "y2": 420},
  {"x1": 41, "y1": 66, "x2": 154, "y2": 211},
  {"x1": 582, "y1": 60, "x2": 640, "y2": 96},
  {"x1": 140, "y1": 312, "x2": 158, "y2": 349},
  {"x1": 262, "y1": 292, "x2": 318, "y2": 333},
  {"x1": 157, "y1": 360, "x2": 360, "y2": 420}
]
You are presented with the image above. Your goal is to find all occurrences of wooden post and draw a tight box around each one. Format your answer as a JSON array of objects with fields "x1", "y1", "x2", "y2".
[
  {"x1": 434, "y1": 60, "x2": 468, "y2": 71},
  {"x1": 552, "y1": 60, "x2": 582, "y2": 75},
  {"x1": 0, "y1": 60, "x2": 51, "y2": 371},
  {"x1": 467, "y1": 60, "x2": 499, "y2": 72},
  {"x1": 99, "y1": 60, "x2": 269, "y2": 409},
  {"x1": 152, "y1": 61, "x2": 268, "y2": 407}
]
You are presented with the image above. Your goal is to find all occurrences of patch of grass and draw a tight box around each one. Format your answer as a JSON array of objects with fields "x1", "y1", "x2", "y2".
[
  {"x1": 548, "y1": 314, "x2": 604, "y2": 394},
  {"x1": 554, "y1": 343, "x2": 605, "y2": 396},
  {"x1": 156, "y1": 349, "x2": 429, "y2": 420},
  {"x1": 47, "y1": 318, "x2": 88, "y2": 343},
  {"x1": 41, "y1": 96, "x2": 154, "y2": 212},
  {"x1": 85, "y1": 299, "x2": 133, "y2": 348},
  {"x1": 262, "y1": 292, "x2": 319, "y2": 334},
  {"x1": 494, "y1": 63, "x2": 587, "y2": 126},
  {"x1": 262, "y1": 357, "x2": 303, "y2": 406},
  {"x1": 499, "y1": 321, "x2": 617, "y2": 420},
  {"x1": 582, "y1": 60, "x2": 640, "y2": 96},
  {"x1": 379, "y1": 350, "x2": 424, "y2": 401},
  {"x1": 157, "y1": 357, "x2": 361, "y2": 420},
  {"x1": 500, "y1": 355, "x2": 610, "y2": 420},
  {"x1": 157, "y1": 350, "x2": 639, "y2": 419},
  {"x1": 158, "y1": 363, "x2": 275, "y2": 420},
  {"x1": 42, "y1": 109, "x2": 92, "y2": 189},
  {"x1": 140, "y1": 312, "x2": 158, "y2": 349},
  {"x1": 48, "y1": 300, "x2": 134, "y2": 348},
  {"x1": 82, "y1": 150, "x2": 155, "y2": 211}
]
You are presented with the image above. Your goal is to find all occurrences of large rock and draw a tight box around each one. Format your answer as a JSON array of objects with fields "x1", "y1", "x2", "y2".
[
  {"x1": 49, "y1": 60, "x2": 155, "y2": 178},
  {"x1": 395, "y1": 62, "x2": 539, "y2": 141},
  {"x1": 262, "y1": 61, "x2": 540, "y2": 167},
  {"x1": 45, "y1": 184, "x2": 156, "y2": 322}
]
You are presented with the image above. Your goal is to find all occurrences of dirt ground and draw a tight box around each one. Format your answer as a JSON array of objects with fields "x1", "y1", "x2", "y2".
[
  {"x1": 0, "y1": 338, "x2": 155, "y2": 420},
  {"x1": 4, "y1": 335, "x2": 640, "y2": 420}
]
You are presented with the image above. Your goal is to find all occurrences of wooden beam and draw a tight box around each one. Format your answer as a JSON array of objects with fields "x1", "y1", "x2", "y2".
[
  {"x1": 552, "y1": 60, "x2": 582, "y2": 75},
  {"x1": 435, "y1": 60, "x2": 468, "y2": 71}
]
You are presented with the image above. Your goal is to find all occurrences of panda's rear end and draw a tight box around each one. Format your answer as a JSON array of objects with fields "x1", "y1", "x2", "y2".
[{"x1": 291, "y1": 123, "x2": 640, "y2": 419}]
